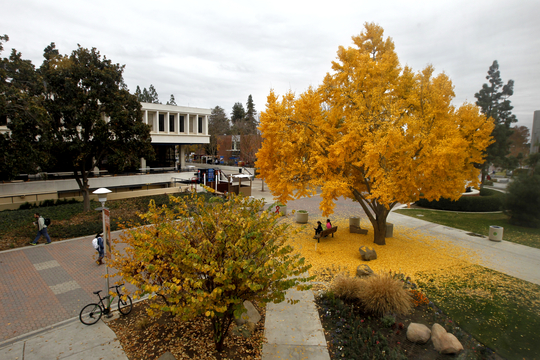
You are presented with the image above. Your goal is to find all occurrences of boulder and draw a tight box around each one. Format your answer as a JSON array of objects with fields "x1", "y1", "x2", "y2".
[
  {"x1": 406, "y1": 323, "x2": 431, "y2": 344},
  {"x1": 359, "y1": 246, "x2": 377, "y2": 261},
  {"x1": 356, "y1": 264, "x2": 374, "y2": 278},
  {"x1": 431, "y1": 323, "x2": 463, "y2": 354},
  {"x1": 235, "y1": 300, "x2": 261, "y2": 326}
]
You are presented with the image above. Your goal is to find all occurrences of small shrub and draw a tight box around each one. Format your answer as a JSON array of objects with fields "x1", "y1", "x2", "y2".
[
  {"x1": 504, "y1": 175, "x2": 540, "y2": 227},
  {"x1": 415, "y1": 188, "x2": 503, "y2": 212},
  {"x1": 357, "y1": 273, "x2": 413, "y2": 316},
  {"x1": 410, "y1": 289, "x2": 430, "y2": 307},
  {"x1": 297, "y1": 209, "x2": 308, "y2": 213},
  {"x1": 330, "y1": 275, "x2": 364, "y2": 301},
  {"x1": 382, "y1": 314, "x2": 396, "y2": 327}
]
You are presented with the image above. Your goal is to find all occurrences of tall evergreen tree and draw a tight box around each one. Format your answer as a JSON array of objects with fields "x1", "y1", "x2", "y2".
[
  {"x1": 148, "y1": 84, "x2": 160, "y2": 104},
  {"x1": 38, "y1": 44, "x2": 154, "y2": 211},
  {"x1": 135, "y1": 85, "x2": 142, "y2": 101},
  {"x1": 475, "y1": 60, "x2": 517, "y2": 181},
  {"x1": 206, "y1": 106, "x2": 230, "y2": 156},
  {"x1": 244, "y1": 94, "x2": 258, "y2": 134},
  {"x1": 231, "y1": 102, "x2": 246, "y2": 124},
  {"x1": 166, "y1": 94, "x2": 176, "y2": 106}
]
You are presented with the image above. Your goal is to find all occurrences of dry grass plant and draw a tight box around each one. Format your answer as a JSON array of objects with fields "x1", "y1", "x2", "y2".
[
  {"x1": 330, "y1": 274, "x2": 365, "y2": 301},
  {"x1": 357, "y1": 272, "x2": 413, "y2": 316}
]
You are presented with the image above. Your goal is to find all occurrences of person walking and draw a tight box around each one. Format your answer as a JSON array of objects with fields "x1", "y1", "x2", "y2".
[
  {"x1": 30, "y1": 213, "x2": 51, "y2": 245},
  {"x1": 92, "y1": 233, "x2": 105, "y2": 265}
]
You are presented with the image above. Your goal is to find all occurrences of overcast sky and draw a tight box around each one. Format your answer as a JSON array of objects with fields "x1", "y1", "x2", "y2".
[{"x1": 2, "y1": 0, "x2": 539, "y2": 131}]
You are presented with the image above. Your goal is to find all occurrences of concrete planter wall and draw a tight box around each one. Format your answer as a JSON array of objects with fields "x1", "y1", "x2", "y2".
[{"x1": 296, "y1": 211, "x2": 309, "y2": 223}]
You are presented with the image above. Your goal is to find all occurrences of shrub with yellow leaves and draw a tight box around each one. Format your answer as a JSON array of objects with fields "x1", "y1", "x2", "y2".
[{"x1": 110, "y1": 192, "x2": 312, "y2": 352}]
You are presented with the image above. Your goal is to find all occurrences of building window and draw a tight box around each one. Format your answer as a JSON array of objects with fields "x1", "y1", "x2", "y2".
[
  {"x1": 169, "y1": 115, "x2": 175, "y2": 132},
  {"x1": 159, "y1": 114, "x2": 165, "y2": 132},
  {"x1": 180, "y1": 115, "x2": 185, "y2": 132},
  {"x1": 198, "y1": 117, "x2": 203, "y2": 134}
]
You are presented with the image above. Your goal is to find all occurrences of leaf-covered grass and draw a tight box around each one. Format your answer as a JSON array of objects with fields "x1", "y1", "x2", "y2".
[
  {"x1": 416, "y1": 265, "x2": 540, "y2": 360},
  {"x1": 394, "y1": 209, "x2": 540, "y2": 249},
  {"x1": 0, "y1": 192, "x2": 213, "y2": 251}
]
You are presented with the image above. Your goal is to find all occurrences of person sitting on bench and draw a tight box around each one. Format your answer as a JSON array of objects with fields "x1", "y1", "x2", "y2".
[
  {"x1": 314, "y1": 221, "x2": 323, "y2": 239},
  {"x1": 326, "y1": 219, "x2": 332, "y2": 229}
]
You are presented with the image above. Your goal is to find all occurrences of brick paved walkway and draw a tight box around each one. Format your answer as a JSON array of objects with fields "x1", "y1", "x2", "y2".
[{"x1": 0, "y1": 233, "x2": 128, "y2": 343}]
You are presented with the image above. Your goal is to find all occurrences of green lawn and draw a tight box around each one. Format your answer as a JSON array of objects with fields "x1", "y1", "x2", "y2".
[
  {"x1": 394, "y1": 208, "x2": 540, "y2": 249},
  {"x1": 416, "y1": 265, "x2": 540, "y2": 360}
]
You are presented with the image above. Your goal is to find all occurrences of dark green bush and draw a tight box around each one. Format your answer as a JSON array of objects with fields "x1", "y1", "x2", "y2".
[
  {"x1": 504, "y1": 175, "x2": 540, "y2": 227},
  {"x1": 415, "y1": 188, "x2": 503, "y2": 212}
]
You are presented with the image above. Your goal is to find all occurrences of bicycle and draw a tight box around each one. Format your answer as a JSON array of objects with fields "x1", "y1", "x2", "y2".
[{"x1": 79, "y1": 283, "x2": 133, "y2": 325}]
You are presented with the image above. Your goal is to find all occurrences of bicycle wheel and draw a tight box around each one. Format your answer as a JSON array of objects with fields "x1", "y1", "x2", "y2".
[
  {"x1": 117, "y1": 295, "x2": 133, "y2": 315},
  {"x1": 79, "y1": 303, "x2": 103, "y2": 325}
]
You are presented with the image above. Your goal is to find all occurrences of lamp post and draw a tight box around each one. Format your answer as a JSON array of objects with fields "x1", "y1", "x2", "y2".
[{"x1": 93, "y1": 187, "x2": 112, "y2": 312}]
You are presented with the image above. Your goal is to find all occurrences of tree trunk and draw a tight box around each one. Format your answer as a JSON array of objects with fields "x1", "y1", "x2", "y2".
[
  {"x1": 372, "y1": 214, "x2": 387, "y2": 246},
  {"x1": 351, "y1": 188, "x2": 393, "y2": 246}
]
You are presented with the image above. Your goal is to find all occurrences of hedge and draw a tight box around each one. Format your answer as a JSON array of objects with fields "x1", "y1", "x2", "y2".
[{"x1": 415, "y1": 188, "x2": 503, "y2": 212}]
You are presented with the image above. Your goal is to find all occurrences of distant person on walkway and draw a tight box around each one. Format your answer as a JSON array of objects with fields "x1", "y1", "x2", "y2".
[
  {"x1": 92, "y1": 233, "x2": 105, "y2": 265},
  {"x1": 314, "y1": 221, "x2": 323, "y2": 238},
  {"x1": 30, "y1": 213, "x2": 51, "y2": 245},
  {"x1": 326, "y1": 219, "x2": 332, "y2": 229}
]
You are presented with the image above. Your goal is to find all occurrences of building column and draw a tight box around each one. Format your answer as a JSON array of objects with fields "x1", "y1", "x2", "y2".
[
  {"x1": 144, "y1": 110, "x2": 148, "y2": 125},
  {"x1": 140, "y1": 157, "x2": 147, "y2": 172},
  {"x1": 186, "y1": 114, "x2": 190, "y2": 135},
  {"x1": 180, "y1": 145, "x2": 186, "y2": 169},
  {"x1": 166, "y1": 111, "x2": 170, "y2": 133},
  {"x1": 205, "y1": 115, "x2": 209, "y2": 135}
]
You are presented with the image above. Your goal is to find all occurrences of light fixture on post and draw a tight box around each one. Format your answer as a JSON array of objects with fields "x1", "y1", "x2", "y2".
[{"x1": 92, "y1": 187, "x2": 112, "y2": 315}]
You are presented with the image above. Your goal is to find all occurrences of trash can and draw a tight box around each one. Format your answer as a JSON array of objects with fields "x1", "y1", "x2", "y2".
[{"x1": 489, "y1": 226, "x2": 503, "y2": 242}]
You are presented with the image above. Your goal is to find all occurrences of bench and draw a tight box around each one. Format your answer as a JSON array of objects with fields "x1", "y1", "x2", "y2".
[{"x1": 314, "y1": 226, "x2": 338, "y2": 243}]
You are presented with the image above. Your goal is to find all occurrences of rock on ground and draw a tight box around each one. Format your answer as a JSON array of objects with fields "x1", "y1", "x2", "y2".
[{"x1": 406, "y1": 323, "x2": 431, "y2": 344}]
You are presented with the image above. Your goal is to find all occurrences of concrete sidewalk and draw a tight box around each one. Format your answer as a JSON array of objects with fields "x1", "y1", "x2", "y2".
[{"x1": 0, "y1": 317, "x2": 127, "y2": 360}]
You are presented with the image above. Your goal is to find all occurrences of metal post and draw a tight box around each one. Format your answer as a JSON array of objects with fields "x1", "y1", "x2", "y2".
[{"x1": 101, "y1": 205, "x2": 110, "y2": 311}]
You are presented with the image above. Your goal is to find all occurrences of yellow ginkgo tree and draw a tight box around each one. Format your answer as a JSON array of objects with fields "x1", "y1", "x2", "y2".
[{"x1": 256, "y1": 23, "x2": 494, "y2": 245}]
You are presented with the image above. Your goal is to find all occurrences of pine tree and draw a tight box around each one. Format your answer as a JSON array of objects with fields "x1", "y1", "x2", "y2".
[
  {"x1": 244, "y1": 94, "x2": 258, "y2": 134},
  {"x1": 166, "y1": 94, "x2": 177, "y2": 106},
  {"x1": 148, "y1": 84, "x2": 161, "y2": 104},
  {"x1": 475, "y1": 61, "x2": 517, "y2": 181}
]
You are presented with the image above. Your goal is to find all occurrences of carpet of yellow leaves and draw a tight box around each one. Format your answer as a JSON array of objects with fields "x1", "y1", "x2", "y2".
[{"x1": 285, "y1": 216, "x2": 479, "y2": 282}]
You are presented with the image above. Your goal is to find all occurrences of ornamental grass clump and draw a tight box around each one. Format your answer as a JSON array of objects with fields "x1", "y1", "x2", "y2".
[
  {"x1": 329, "y1": 275, "x2": 364, "y2": 301},
  {"x1": 357, "y1": 273, "x2": 413, "y2": 316}
]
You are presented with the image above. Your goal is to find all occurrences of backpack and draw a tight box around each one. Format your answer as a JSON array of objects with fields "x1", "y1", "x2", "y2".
[
  {"x1": 44, "y1": 218, "x2": 51, "y2": 226},
  {"x1": 92, "y1": 237, "x2": 100, "y2": 250}
]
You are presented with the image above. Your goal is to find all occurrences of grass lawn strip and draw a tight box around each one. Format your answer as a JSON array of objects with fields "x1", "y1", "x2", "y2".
[
  {"x1": 285, "y1": 216, "x2": 540, "y2": 359},
  {"x1": 394, "y1": 208, "x2": 540, "y2": 249}
]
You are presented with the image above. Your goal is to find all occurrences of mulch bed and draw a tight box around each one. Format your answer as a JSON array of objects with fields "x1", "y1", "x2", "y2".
[
  {"x1": 107, "y1": 298, "x2": 266, "y2": 360},
  {"x1": 313, "y1": 287, "x2": 505, "y2": 360}
]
